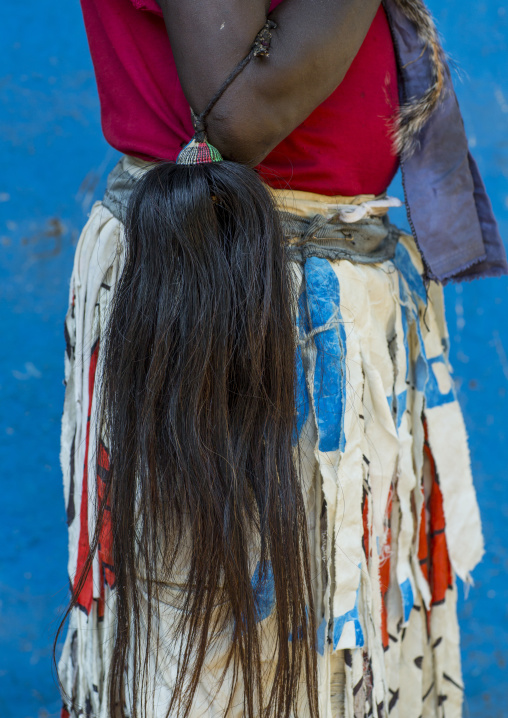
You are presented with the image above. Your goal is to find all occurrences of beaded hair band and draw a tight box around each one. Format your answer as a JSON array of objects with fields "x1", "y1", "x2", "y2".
[{"x1": 177, "y1": 19, "x2": 277, "y2": 165}]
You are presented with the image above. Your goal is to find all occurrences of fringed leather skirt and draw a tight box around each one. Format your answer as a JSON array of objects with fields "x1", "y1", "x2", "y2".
[{"x1": 58, "y1": 155, "x2": 483, "y2": 718}]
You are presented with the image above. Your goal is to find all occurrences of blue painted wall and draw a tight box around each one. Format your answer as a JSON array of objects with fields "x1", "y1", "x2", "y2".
[{"x1": 0, "y1": 1, "x2": 506, "y2": 716}]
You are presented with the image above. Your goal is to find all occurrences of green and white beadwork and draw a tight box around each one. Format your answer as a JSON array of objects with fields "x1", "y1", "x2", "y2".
[{"x1": 176, "y1": 138, "x2": 223, "y2": 165}]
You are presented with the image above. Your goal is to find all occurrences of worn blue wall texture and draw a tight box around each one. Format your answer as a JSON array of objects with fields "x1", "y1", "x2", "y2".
[{"x1": 1, "y1": 1, "x2": 507, "y2": 716}]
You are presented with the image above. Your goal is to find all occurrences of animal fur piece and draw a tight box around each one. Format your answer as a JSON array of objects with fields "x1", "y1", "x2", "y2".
[{"x1": 387, "y1": 0, "x2": 447, "y2": 158}]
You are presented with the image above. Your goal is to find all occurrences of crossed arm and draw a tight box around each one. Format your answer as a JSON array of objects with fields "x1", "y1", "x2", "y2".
[{"x1": 158, "y1": 0, "x2": 382, "y2": 165}]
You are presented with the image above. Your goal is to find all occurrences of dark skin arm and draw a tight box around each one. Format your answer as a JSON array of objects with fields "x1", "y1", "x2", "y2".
[{"x1": 158, "y1": 0, "x2": 381, "y2": 166}]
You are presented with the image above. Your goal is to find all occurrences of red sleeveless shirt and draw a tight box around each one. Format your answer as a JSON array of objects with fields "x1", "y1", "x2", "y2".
[{"x1": 80, "y1": 0, "x2": 399, "y2": 196}]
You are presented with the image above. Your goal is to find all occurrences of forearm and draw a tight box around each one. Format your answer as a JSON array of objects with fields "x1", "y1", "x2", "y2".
[{"x1": 159, "y1": 0, "x2": 381, "y2": 165}]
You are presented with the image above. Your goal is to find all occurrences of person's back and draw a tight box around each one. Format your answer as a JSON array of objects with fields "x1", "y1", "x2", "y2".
[{"x1": 56, "y1": 2, "x2": 507, "y2": 717}]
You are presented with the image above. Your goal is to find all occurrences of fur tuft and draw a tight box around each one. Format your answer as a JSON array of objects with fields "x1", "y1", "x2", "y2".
[{"x1": 389, "y1": 0, "x2": 448, "y2": 158}]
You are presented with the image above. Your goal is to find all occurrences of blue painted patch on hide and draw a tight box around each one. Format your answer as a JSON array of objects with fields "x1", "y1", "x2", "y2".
[
  {"x1": 425, "y1": 356, "x2": 456, "y2": 408},
  {"x1": 304, "y1": 257, "x2": 347, "y2": 453},
  {"x1": 397, "y1": 271, "x2": 454, "y2": 411},
  {"x1": 394, "y1": 280, "x2": 411, "y2": 428},
  {"x1": 288, "y1": 605, "x2": 310, "y2": 644},
  {"x1": 251, "y1": 561, "x2": 275, "y2": 623},
  {"x1": 332, "y1": 575, "x2": 365, "y2": 649},
  {"x1": 400, "y1": 577, "x2": 414, "y2": 623},
  {"x1": 396, "y1": 389, "x2": 408, "y2": 429},
  {"x1": 394, "y1": 243, "x2": 427, "y2": 305},
  {"x1": 316, "y1": 617, "x2": 327, "y2": 656},
  {"x1": 293, "y1": 290, "x2": 310, "y2": 444}
]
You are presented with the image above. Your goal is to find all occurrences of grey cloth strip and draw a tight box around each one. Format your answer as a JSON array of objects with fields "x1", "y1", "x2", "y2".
[
  {"x1": 102, "y1": 158, "x2": 400, "y2": 264},
  {"x1": 281, "y1": 210, "x2": 400, "y2": 264},
  {"x1": 102, "y1": 158, "x2": 143, "y2": 225}
]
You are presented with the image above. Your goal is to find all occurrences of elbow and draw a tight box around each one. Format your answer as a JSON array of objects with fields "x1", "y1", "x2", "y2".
[{"x1": 205, "y1": 101, "x2": 285, "y2": 168}]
